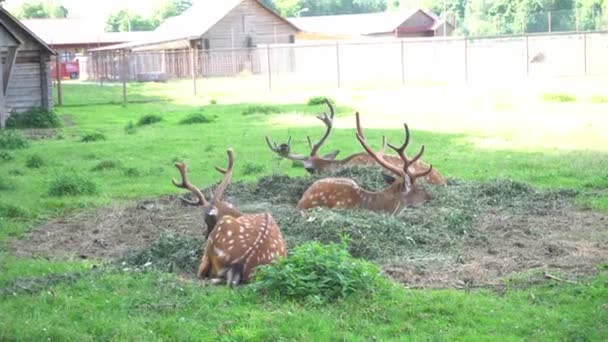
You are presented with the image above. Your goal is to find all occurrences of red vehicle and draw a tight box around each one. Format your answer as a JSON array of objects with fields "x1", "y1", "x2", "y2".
[{"x1": 52, "y1": 60, "x2": 80, "y2": 80}]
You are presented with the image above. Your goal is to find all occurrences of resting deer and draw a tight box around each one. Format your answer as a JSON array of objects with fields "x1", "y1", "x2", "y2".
[
  {"x1": 172, "y1": 149, "x2": 287, "y2": 286},
  {"x1": 296, "y1": 113, "x2": 433, "y2": 214},
  {"x1": 265, "y1": 99, "x2": 445, "y2": 185}
]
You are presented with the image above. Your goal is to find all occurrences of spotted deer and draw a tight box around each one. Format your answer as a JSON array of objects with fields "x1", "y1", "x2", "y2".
[
  {"x1": 172, "y1": 149, "x2": 287, "y2": 286},
  {"x1": 296, "y1": 113, "x2": 434, "y2": 214},
  {"x1": 265, "y1": 99, "x2": 445, "y2": 185}
]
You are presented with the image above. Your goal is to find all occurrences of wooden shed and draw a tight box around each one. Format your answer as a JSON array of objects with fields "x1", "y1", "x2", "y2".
[{"x1": 1, "y1": 7, "x2": 56, "y2": 128}]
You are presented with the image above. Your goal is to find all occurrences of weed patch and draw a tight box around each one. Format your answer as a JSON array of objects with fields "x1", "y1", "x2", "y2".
[
  {"x1": 122, "y1": 167, "x2": 141, "y2": 178},
  {"x1": 242, "y1": 162, "x2": 266, "y2": 176},
  {"x1": 0, "y1": 179, "x2": 15, "y2": 192},
  {"x1": 542, "y1": 93, "x2": 577, "y2": 103},
  {"x1": 137, "y1": 114, "x2": 162, "y2": 126},
  {"x1": 0, "y1": 130, "x2": 30, "y2": 149},
  {"x1": 92, "y1": 160, "x2": 121, "y2": 172},
  {"x1": 80, "y1": 132, "x2": 106, "y2": 143},
  {"x1": 307, "y1": 96, "x2": 336, "y2": 106},
  {"x1": 253, "y1": 240, "x2": 389, "y2": 302},
  {"x1": 48, "y1": 173, "x2": 99, "y2": 197},
  {"x1": 0, "y1": 151, "x2": 14, "y2": 162},
  {"x1": 25, "y1": 154, "x2": 45, "y2": 169},
  {"x1": 179, "y1": 113, "x2": 215, "y2": 125},
  {"x1": 0, "y1": 202, "x2": 29, "y2": 219},
  {"x1": 242, "y1": 105, "x2": 281, "y2": 116},
  {"x1": 6, "y1": 107, "x2": 62, "y2": 129},
  {"x1": 124, "y1": 121, "x2": 137, "y2": 135},
  {"x1": 591, "y1": 95, "x2": 608, "y2": 104}
]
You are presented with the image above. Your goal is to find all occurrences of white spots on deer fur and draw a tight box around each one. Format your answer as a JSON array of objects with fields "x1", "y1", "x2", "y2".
[
  {"x1": 213, "y1": 246, "x2": 226, "y2": 259},
  {"x1": 346, "y1": 198, "x2": 353, "y2": 203},
  {"x1": 238, "y1": 235, "x2": 244, "y2": 240},
  {"x1": 239, "y1": 226, "x2": 245, "y2": 233},
  {"x1": 228, "y1": 239, "x2": 234, "y2": 245},
  {"x1": 226, "y1": 230, "x2": 233, "y2": 237},
  {"x1": 225, "y1": 219, "x2": 232, "y2": 224},
  {"x1": 311, "y1": 201, "x2": 318, "y2": 206}
]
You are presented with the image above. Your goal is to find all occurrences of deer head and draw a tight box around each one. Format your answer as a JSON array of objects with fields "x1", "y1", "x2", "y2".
[
  {"x1": 265, "y1": 98, "x2": 342, "y2": 173},
  {"x1": 172, "y1": 149, "x2": 287, "y2": 286},
  {"x1": 296, "y1": 113, "x2": 433, "y2": 214}
]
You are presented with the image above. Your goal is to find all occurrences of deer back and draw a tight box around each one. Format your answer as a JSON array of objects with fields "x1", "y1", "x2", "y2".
[{"x1": 197, "y1": 212, "x2": 287, "y2": 283}]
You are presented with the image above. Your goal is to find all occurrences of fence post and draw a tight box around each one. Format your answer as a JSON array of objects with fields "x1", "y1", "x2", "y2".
[
  {"x1": 525, "y1": 35, "x2": 530, "y2": 77},
  {"x1": 267, "y1": 45, "x2": 272, "y2": 91},
  {"x1": 548, "y1": 12, "x2": 552, "y2": 33},
  {"x1": 583, "y1": 32, "x2": 587, "y2": 76},
  {"x1": 121, "y1": 50, "x2": 127, "y2": 105},
  {"x1": 335, "y1": 42, "x2": 341, "y2": 88},
  {"x1": 55, "y1": 55, "x2": 62, "y2": 106},
  {"x1": 463, "y1": 37, "x2": 468, "y2": 84},
  {"x1": 190, "y1": 47, "x2": 197, "y2": 95},
  {"x1": 400, "y1": 39, "x2": 405, "y2": 85}
]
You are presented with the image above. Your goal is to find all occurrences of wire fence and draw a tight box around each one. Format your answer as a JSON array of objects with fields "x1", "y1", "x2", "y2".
[{"x1": 52, "y1": 30, "x2": 608, "y2": 105}]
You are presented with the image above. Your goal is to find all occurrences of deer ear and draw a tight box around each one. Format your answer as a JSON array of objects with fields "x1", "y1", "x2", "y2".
[
  {"x1": 381, "y1": 172, "x2": 396, "y2": 184},
  {"x1": 322, "y1": 150, "x2": 340, "y2": 160}
]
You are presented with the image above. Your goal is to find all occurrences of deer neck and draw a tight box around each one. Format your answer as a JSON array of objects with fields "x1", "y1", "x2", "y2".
[
  {"x1": 216, "y1": 202, "x2": 243, "y2": 219},
  {"x1": 356, "y1": 181, "x2": 405, "y2": 213}
]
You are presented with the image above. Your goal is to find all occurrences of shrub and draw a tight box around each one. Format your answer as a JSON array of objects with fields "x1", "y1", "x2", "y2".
[
  {"x1": 80, "y1": 132, "x2": 106, "y2": 143},
  {"x1": 48, "y1": 173, "x2": 99, "y2": 197},
  {"x1": 242, "y1": 162, "x2": 265, "y2": 176},
  {"x1": 209, "y1": 99, "x2": 218, "y2": 105},
  {"x1": 0, "y1": 151, "x2": 14, "y2": 162},
  {"x1": 124, "y1": 121, "x2": 137, "y2": 135},
  {"x1": 242, "y1": 105, "x2": 281, "y2": 116},
  {"x1": 179, "y1": 113, "x2": 215, "y2": 125},
  {"x1": 0, "y1": 202, "x2": 29, "y2": 219},
  {"x1": 92, "y1": 160, "x2": 121, "y2": 172},
  {"x1": 542, "y1": 93, "x2": 576, "y2": 103},
  {"x1": 6, "y1": 107, "x2": 62, "y2": 129},
  {"x1": 25, "y1": 154, "x2": 45, "y2": 169},
  {"x1": 591, "y1": 95, "x2": 608, "y2": 104},
  {"x1": 252, "y1": 240, "x2": 389, "y2": 302},
  {"x1": 307, "y1": 96, "x2": 336, "y2": 106},
  {"x1": 137, "y1": 114, "x2": 162, "y2": 126},
  {"x1": 0, "y1": 130, "x2": 30, "y2": 149}
]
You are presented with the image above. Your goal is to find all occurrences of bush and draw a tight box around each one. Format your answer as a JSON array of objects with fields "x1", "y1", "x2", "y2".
[
  {"x1": 179, "y1": 113, "x2": 215, "y2": 125},
  {"x1": 209, "y1": 99, "x2": 218, "y2": 105},
  {"x1": 48, "y1": 173, "x2": 99, "y2": 197},
  {"x1": 0, "y1": 202, "x2": 29, "y2": 219},
  {"x1": 0, "y1": 130, "x2": 30, "y2": 149},
  {"x1": 253, "y1": 240, "x2": 389, "y2": 302},
  {"x1": 307, "y1": 96, "x2": 336, "y2": 106},
  {"x1": 80, "y1": 132, "x2": 106, "y2": 143},
  {"x1": 542, "y1": 93, "x2": 576, "y2": 103},
  {"x1": 6, "y1": 107, "x2": 62, "y2": 129},
  {"x1": 92, "y1": 160, "x2": 121, "y2": 172},
  {"x1": 242, "y1": 105, "x2": 281, "y2": 116},
  {"x1": 25, "y1": 154, "x2": 45, "y2": 169},
  {"x1": 137, "y1": 114, "x2": 162, "y2": 126},
  {"x1": 0, "y1": 151, "x2": 14, "y2": 162},
  {"x1": 242, "y1": 162, "x2": 265, "y2": 176},
  {"x1": 124, "y1": 121, "x2": 137, "y2": 135},
  {"x1": 591, "y1": 95, "x2": 608, "y2": 104}
]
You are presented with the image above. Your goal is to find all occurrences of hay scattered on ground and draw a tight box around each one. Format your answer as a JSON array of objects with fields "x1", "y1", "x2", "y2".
[{"x1": 10, "y1": 166, "x2": 608, "y2": 288}]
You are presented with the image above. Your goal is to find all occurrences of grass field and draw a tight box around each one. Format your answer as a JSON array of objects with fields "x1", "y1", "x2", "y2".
[{"x1": 1, "y1": 81, "x2": 607, "y2": 340}]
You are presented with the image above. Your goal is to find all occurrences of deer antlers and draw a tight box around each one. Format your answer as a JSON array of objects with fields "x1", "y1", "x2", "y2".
[
  {"x1": 355, "y1": 112, "x2": 433, "y2": 185},
  {"x1": 172, "y1": 149, "x2": 236, "y2": 206}
]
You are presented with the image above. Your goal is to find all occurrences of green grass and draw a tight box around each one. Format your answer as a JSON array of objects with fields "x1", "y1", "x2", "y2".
[
  {"x1": 0, "y1": 82, "x2": 607, "y2": 340},
  {"x1": 542, "y1": 93, "x2": 577, "y2": 103}
]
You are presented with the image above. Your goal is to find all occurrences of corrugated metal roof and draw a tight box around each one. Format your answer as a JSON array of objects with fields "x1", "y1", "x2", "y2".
[{"x1": 289, "y1": 9, "x2": 435, "y2": 36}]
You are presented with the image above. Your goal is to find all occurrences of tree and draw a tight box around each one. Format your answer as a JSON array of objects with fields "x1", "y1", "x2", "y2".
[
  {"x1": 271, "y1": 0, "x2": 386, "y2": 17},
  {"x1": 106, "y1": 10, "x2": 156, "y2": 32},
  {"x1": 152, "y1": 0, "x2": 192, "y2": 26},
  {"x1": 20, "y1": 2, "x2": 49, "y2": 18}
]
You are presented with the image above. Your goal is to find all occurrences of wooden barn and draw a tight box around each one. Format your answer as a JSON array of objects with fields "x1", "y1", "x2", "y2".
[
  {"x1": 91, "y1": 0, "x2": 300, "y2": 79},
  {"x1": 0, "y1": 7, "x2": 56, "y2": 128}
]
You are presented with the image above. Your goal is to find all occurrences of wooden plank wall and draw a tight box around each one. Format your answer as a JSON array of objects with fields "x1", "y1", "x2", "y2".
[{"x1": 3, "y1": 50, "x2": 51, "y2": 113}]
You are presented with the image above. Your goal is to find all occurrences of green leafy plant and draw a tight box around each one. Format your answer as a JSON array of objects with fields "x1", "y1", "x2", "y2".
[
  {"x1": 0, "y1": 202, "x2": 29, "y2": 219},
  {"x1": 542, "y1": 93, "x2": 576, "y2": 103},
  {"x1": 252, "y1": 240, "x2": 389, "y2": 302},
  {"x1": 242, "y1": 105, "x2": 281, "y2": 116},
  {"x1": 25, "y1": 154, "x2": 45, "y2": 169},
  {"x1": 242, "y1": 162, "x2": 265, "y2": 175},
  {"x1": 0, "y1": 150, "x2": 14, "y2": 162},
  {"x1": 92, "y1": 160, "x2": 121, "y2": 172},
  {"x1": 307, "y1": 96, "x2": 336, "y2": 106},
  {"x1": 137, "y1": 114, "x2": 162, "y2": 126},
  {"x1": 48, "y1": 173, "x2": 99, "y2": 197},
  {"x1": 122, "y1": 167, "x2": 141, "y2": 178},
  {"x1": 124, "y1": 121, "x2": 137, "y2": 135},
  {"x1": 6, "y1": 107, "x2": 62, "y2": 129},
  {"x1": 80, "y1": 132, "x2": 106, "y2": 143},
  {"x1": 0, "y1": 130, "x2": 30, "y2": 149},
  {"x1": 179, "y1": 113, "x2": 215, "y2": 125},
  {"x1": 209, "y1": 99, "x2": 218, "y2": 105},
  {"x1": 591, "y1": 95, "x2": 608, "y2": 104}
]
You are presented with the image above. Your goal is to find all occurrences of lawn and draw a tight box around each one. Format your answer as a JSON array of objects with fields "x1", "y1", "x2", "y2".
[{"x1": 1, "y1": 81, "x2": 607, "y2": 340}]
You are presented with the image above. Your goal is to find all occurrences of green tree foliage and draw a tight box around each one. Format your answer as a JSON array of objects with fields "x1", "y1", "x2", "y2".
[
  {"x1": 270, "y1": 0, "x2": 386, "y2": 17},
  {"x1": 106, "y1": 9, "x2": 156, "y2": 32},
  {"x1": 16, "y1": 1, "x2": 68, "y2": 19},
  {"x1": 152, "y1": 0, "x2": 192, "y2": 26}
]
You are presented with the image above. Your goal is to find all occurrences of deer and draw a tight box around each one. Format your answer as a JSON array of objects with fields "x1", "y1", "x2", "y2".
[
  {"x1": 265, "y1": 99, "x2": 445, "y2": 185},
  {"x1": 296, "y1": 112, "x2": 433, "y2": 214},
  {"x1": 172, "y1": 149, "x2": 287, "y2": 286}
]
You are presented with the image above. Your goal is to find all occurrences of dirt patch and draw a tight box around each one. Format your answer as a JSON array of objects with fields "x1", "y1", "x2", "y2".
[
  {"x1": 20, "y1": 128, "x2": 59, "y2": 140},
  {"x1": 10, "y1": 167, "x2": 608, "y2": 288}
]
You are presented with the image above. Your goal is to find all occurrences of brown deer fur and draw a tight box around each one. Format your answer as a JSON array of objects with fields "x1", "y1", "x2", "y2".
[
  {"x1": 265, "y1": 99, "x2": 445, "y2": 185},
  {"x1": 296, "y1": 113, "x2": 434, "y2": 214},
  {"x1": 172, "y1": 149, "x2": 286, "y2": 286}
]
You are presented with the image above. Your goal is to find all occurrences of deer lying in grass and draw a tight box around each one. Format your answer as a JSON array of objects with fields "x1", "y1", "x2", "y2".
[
  {"x1": 172, "y1": 149, "x2": 286, "y2": 286},
  {"x1": 296, "y1": 113, "x2": 433, "y2": 214},
  {"x1": 265, "y1": 99, "x2": 445, "y2": 185}
]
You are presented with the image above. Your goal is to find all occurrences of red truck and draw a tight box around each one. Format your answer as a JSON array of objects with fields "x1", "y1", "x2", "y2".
[{"x1": 51, "y1": 61, "x2": 80, "y2": 80}]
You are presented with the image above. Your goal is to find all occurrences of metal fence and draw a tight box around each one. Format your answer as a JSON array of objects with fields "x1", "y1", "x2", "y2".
[{"x1": 53, "y1": 30, "x2": 608, "y2": 105}]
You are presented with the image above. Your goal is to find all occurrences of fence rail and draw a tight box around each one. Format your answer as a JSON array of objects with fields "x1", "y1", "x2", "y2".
[{"x1": 54, "y1": 30, "x2": 608, "y2": 104}]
